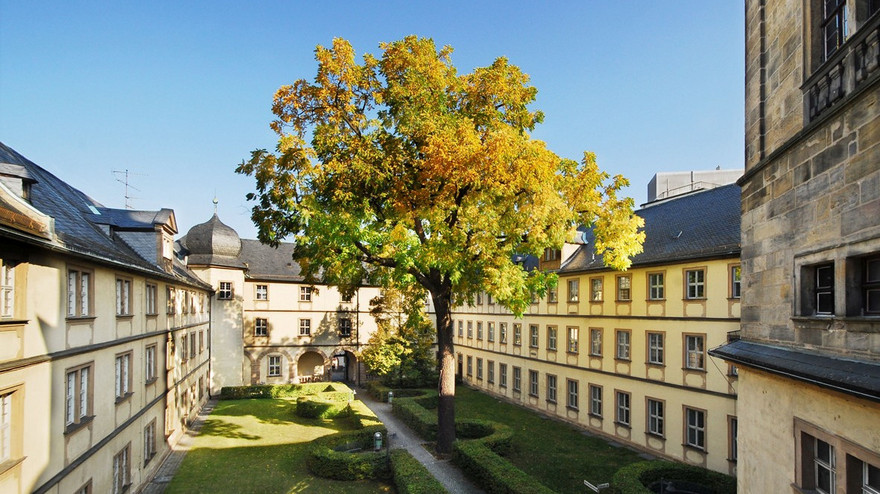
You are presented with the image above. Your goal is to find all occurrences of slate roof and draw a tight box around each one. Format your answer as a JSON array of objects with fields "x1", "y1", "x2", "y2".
[
  {"x1": 560, "y1": 184, "x2": 741, "y2": 273},
  {"x1": 89, "y1": 207, "x2": 175, "y2": 231},
  {"x1": 239, "y1": 239, "x2": 304, "y2": 281},
  {"x1": 0, "y1": 142, "x2": 209, "y2": 289},
  {"x1": 709, "y1": 340, "x2": 880, "y2": 402}
]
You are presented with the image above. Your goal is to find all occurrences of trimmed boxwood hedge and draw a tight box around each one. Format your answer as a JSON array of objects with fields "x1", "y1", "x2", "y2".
[
  {"x1": 453, "y1": 440, "x2": 554, "y2": 494},
  {"x1": 611, "y1": 460, "x2": 736, "y2": 494},
  {"x1": 219, "y1": 382, "x2": 351, "y2": 400},
  {"x1": 307, "y1": 425, "x2": 391, "y2": 480},
  {"x1": 295, "y1": 396, "x2": 352, "y2": 419},
  {"x1": 390, "y1": 449, "x2": 448, "y2": 494}
]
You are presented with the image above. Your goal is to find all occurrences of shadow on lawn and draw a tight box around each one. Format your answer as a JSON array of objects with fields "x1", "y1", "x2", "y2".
[
  {"x1": 208, "y1": 399, "x2": 356, "y2": 430},
  {"x1": 200, "y1": 419, "x2": 262, "y2": 440}
]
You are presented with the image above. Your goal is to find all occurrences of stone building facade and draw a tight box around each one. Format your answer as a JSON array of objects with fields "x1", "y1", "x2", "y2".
[
  {"x1": 711, "y1": 1, "x2": 880, "y2": 493},
  {"x1": 455, "y1": 183, "x2": 742, "y2": 475}
]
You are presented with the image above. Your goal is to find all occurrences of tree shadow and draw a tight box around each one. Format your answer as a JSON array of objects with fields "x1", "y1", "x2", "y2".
[{"x1": 200, "y1": 419, "x2": 262, "y2": 441}]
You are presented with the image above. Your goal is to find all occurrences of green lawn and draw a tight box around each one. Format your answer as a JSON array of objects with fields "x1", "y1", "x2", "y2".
[
  {"x1": 165, "y1": 399, "x2": 393, "y2": 494},
  {"x1": 454, "y1": 386, "x2": 643, "y2": 493}
]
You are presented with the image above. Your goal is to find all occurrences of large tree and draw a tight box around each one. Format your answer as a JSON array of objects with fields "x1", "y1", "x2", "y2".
[{"x1": 237, "y1": 36, "x2": 644, "y2": 454}]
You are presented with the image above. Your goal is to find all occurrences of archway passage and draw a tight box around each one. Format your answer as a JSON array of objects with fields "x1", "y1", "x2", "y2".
[
  {"x1": 330, "y1": 350, "x2": 359, "y2": 384},
  {"x1": 297, "y1": 351, "x2": 325, "y2": 382}
]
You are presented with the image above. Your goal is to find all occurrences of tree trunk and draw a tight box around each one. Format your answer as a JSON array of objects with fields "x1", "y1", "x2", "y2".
[{"x1": 432, "y1": 291, "x2": 456, "y2": 455}]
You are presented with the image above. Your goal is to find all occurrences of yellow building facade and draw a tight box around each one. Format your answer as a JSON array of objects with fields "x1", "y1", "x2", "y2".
[
  {"x1": 455, "y1": 183, "x2": 742, "y2": 475},
  {"x1": 0, "y1": 143, "x2": 211, "y2": 494}
]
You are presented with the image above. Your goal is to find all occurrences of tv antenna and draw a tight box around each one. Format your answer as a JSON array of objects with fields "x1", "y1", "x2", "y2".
[{"x1": 112, "y1": 169, "x2": 146, "y2": 209}]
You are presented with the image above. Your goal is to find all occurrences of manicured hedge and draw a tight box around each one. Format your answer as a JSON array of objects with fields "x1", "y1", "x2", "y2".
[
  {"x1": 453, "y1": 440, "x2": 555, "y2": 494},
  {"x1": 295, "y1": 396, "x2": 352, "y2": 419},
  {"x1": 365, "y1": 381, "x2": 432, "y2": 402},
  {"x1": 349, "y1": 399, "x2": 383, "y2": 429},
  {"x1": 611, "y1": 460, "x2": 736, "y2": 494},
  {"x1": 219, "y1": 382, "x2": 351, "y2": 400},
  {"x1": 390, "y1": 449, "x2": 448, "y2": 494},
  {"x1": 307, "y1": 425, "x2": 391, "y2": 480},
  {"x1": 392, "y1": 395, "x2": 440, "y2": 440}
]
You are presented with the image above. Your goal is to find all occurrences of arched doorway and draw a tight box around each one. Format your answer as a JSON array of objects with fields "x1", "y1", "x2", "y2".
[
  {"x1": 297, "y1": 351, "x2": 325, "y2": 382},
  {"x1": 330, "y1": 350, "x2": 359, "y2": 384}
]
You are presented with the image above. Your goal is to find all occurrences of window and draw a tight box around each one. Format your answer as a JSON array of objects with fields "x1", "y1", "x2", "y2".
[
  {"x1": 190, "y1": 332, "x2": 196, "y2": 359},
  {"x1": 729, "y1": 416, "x2": 738, "y2": 462},
  {"x1": 616, "y1": 330, "x2": 631, "y2": 360},
  {"x1": 685, "y1": 269, "x2": 705, "y2": 299},
  {"x1": 617, "y1": 275, "x2": 631, "y2": 301},
  {"x1": 0, "y1": 260, "x2": 14, "y2": 318},
  {"x1": 647, "y1": 332, "x2": 664, "y2": 365},
  {"x1": 458, "y1": 320, "x2": 463, "y2": 337},
  {"x1": 467, "y1": 321, "x2": 473, "y2": 338},
  {"x1": 487, "y1": 360, "x2": 495, "y2": 384},
  {"x1": 199, "y1": 330, "x2": 204, "y2": 354},
  {"x1": 113, "y1": 443, "x2": 131, "y2": 494},
  {"x1": 648, "y1": 272, "x2": 665, "y2": 300},
  {"x1": 547, "y1": 326, "x2": 557, "y2": 351},
  {"x1": 467, "y1": 356, "x2": 473, "y2": 376},
  {"x1": 477, "y1": 321, "x2": 483, "y2": 340},
  {"x1": 548, "y1": 285, "x2": 558, "y2": 303},
  {"x1": 66, "y1": 364, "x2": 92, "y2": 428},
  {"x1": 255, "y1": 284, "x2": 268, "y2": 300},
  {"x1": 796, "y1": 418, "x2": 880, "y2": 494},
  {"x1": 0, "y1": 391, "x2": 12, "y2": 463},
  {"x1": 730, "y1": 265, "x2": 742, "y2": 299},
  {"x1": 568, "y1": 326, "x2": 579, "y2": 353},
  {"x1": 590, "y1": 277, "x2": 603, "y2": 301},
  {"x1": 590, "y1": 328, "x2": 602, "y2": 356},
  {"x1": 499, "y1": 363, "x2": 508, "y2": 387},
  {"x1": 487, "y1": 322, "x2": 495, "y2": 342},
  {"x1": 300, "y1": 286, "x2": 312, "y2": 301},
  {"x1": 544, "y1": 248, "x2": 559, "y2": 261},
  {"x1": 268, "y1": 355, "x2": 282, "y2": 377},
  {"x1": 299, "y1": 319, "x2": 311, "y2": 336},
  {"x1": 342, "y1": 291, "x2": 353, "y2": 303},
  {"x1": 513, "y1": 323, "x2": 522, "y2": 346},
  {"x1": 685, "y1": 334, "x2": 705, "y2": 370},
  {"x1": 647, "y1": 398, "x2": 664, "y2": 436},
  {"x1": 616, "y1": 391, "x2": 631, "y2": 426},
  {"x1": 476, "y1": 358, "x2": 483, "y2": 380},
  {"x1": 568, "y1": 279, "x2": 580, "y2": 302},
  {"x1": 218, "y1": 281, "x2": 233, "y2": 300},
  {"x1": 821, "y1": 0, "x2": 848, "y2": 60},
  {"x1": 487, "y1": 294, "x2": 494, "y2": 305},
  {"x1": 529, "y1": 324, "x2": 539, "y2": 348},
  {"x1": 547, "y1": 374, "x2": 557, "y2": 403},
  {"x1": 115, "y1": 352, "x2": 132, "y2": 401},
  {"x1": 145, "y1": 283, "x2": 158, "y2": 315},
  {"x1": 181, "y1": 333, "x2": 188, "y2": 362},
  {"x1": 589, "y1": 385, "x2": 602, "y2": 417},
  {"x1": 144, "y1": 420, "x2": 157, "y2": 465},
  {"x1": 476, "y1": 292, "x2": 483, "y2": 305},
  {"x1": 255, "y1": 317, "x2": 268, "y2": 337},
  {"x1": 803, "y1": 262, "x2": 835, "y2": 315},
  {"x1": 67, "y1": 267, "x2": 92, "y2": 317},
  {"x1": 513, "y1": 367, "x2": 522, "y2": 392},
  {"x1": 339, "y1": 317, "x2": 352, "y2": 337},
  {"x1": 107, "y1": 281, "x2": 128, "y2": 317},
  {"x1": 166, "y1": 286, "x2": 176, "y2": 315},
  {"x1": 866, "y1": 258, "x2": 880, "y2": 315},
  {"x1": 567, "y1": 379, "x2": 579, "y2": 409},
  {"x1": 145, "y1": 345, "x2": 157, "y2": 383},
  {"x1": 500, "y1": 322, "x2": 508, "y2": 343},
  {"x1": 529, "y1": 370, "x2": 539, "y2": 397},
  {"x1": 685, "y1": 407, "x2": 706, "y2": 450}
]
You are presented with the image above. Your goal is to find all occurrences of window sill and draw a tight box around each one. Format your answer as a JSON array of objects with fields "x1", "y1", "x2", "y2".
[
  {"x1": 683, "y1": 298, "x2": 707, "y2": 302},
  {"x1": 64, "y1": 415, "x2": 95, "y2": 435},
  {"x1": 0, "y1": 318, "x2": 29, "y2": 326},
  {"x1": 646, "y1": 362, "x2": 665, "y2": 368},
  {"x1": 682, "y1": 443, "x2": 707, "y2": 454},
  {"x1": 116, "y1": 314, "x2": 134, "y2": 319},
  {"x1": 614, "y1": 421, "x2": 631, "y2": 429},
  {"x1": 146, "y1": 313, "x2": 158, "y2": 318},
  {"x1": 615, "y1": 357, "x2": 631, "y2": 363},
  {"x1": 616, "y1": 300, "x2": 632, "y2": 304},
  {"x1": 727, "y1": 297, "x2": 741, "y2": 301},
  {"x1": 682, "y1": 367, "x2": 707, "y2": 374},
  {"x1": 145, "y1": 377, "x2": 158, "y2": 386},
  {"x1": 144, "y1": 453, "x2": 156, "y2": 466},
  {"x1": 66, "y1": 316, "x2": 96, "y2": 322},
  {"x1": 566, "y1": 405, "x2": 579, "y2": 412},
  {"x1": 546, "y1": 399, "x2": 557, "y2": 404},
  {"x1": 589, "y1": 413, "x2": 603, "y2": 420},
  {"x1": 589, "y1": 300, "x2": 603, "y2": 304},
  {"x1": 267, "y1": 374, "x2": 281, "y2": 378},
  {"x1": 646, "y1": 298, "x2": 666, "y2": 302},
  {"x1": 589, "y1": 353, "x2": 602, "y2": 358},
  {"x1": 0, "y1": 456, "x2": 26, "y2": 476},
  {"x1": 645, "y1": 432, "x2": 665, "y2": 441},
  {"x1": 547, "y1": 301, "x2": 558, "y2": 305},
  {"x1": 115, "y1": 392, "x2": 134, "y2": 405}
]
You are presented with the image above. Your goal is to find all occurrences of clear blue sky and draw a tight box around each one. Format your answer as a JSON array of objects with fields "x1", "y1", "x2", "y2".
[{"x1": 0, "y1": 2, "x2": 744, "y2": 240}]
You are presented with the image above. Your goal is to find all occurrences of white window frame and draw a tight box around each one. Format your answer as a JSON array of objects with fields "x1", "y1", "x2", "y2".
[
  {"x1": 145, "y1": 345, "x2": 157, "y2": 383},
  {"x1": 590, "y1": 328, "x2": 602, "y2": 356},
  {"x1": 730, "y1": 265, "x2": 742, "y2": 299},
  {"x1": 0, "y1": 391, "x2": 12, "y2": 463},
  {"x1": 685, "y1": 269, "x2": 706, "y2": 299},
  {"x1": 546, "y1": 374, "x2": 557, "y2": 403},
  {"x1": 685, "y1": 407, "x2": 706, "y2": 450},
  {"x1": 499, "y1": 363, "x2": 507, "y2": 387},
  {"x1": 685, "y1": 334, "x2": 706, "y2": 370},
  {"x1": 529, "y1": 370, "x2": 539, "y2": 397},
  {"x1": 567, "y1": 379, "x2": 579, "y2": 410},
  {"x1": 115, "y1": 352, "x2": 132, "y2": 401},
  {"x1": 648, "y1": 272, "x2": 665, "y2": 300},
  {"x1": 616, "y1": 330, "x2": 631, "y2": 360},
  {"x1": 339, "y1": 317, "x2": 352, "y2": 337},
  {"x1": 67, "y1": 267, "x2": 92, "y2": 317},
  {"x1": 500, "y1": 322, "x2": 507, "y2": 343},
  {"x1": 1, "y1": 260, "x2": 15, "y2": 318},
  {"x1": 617, "y1": 275, "x2": 632, "y2": 301},
  {"x1": 616, "y1": 391, "x2": 631, "y2": 426},
  {"x1": 589, "y1": 384, "x2": 602, "y2": 417},
  {"x1": 299, "y1": 319, "x2": 311, "y2": 336},
  {"x1": 300, "y1": 286, "x2": 312, "y2": 302},
  {"x1": 568, "y1": 279, "x2": 580, "y2": 302},
  {"x1": 268, "y1": 355, "x2": 282, "y2": 377},
  {"x1": 255, "y1": 317, "x2": 268, "y2": 337},
  {"x1": 116, "y1": 278, "x2": 132, "y2": 316},
  {"x1": 113, "y1": 443, "x2": 131, "y2": 494},
  {"x1": 144, "y1": 420, "x2": 157, "y2": 466},
  {"x1": 648, "y1": 398, "x2": 664, "y2": 436},
  {"x1": 255, "y1": 284, "x2": 268, "y2": 300},
  {"x1": 145, "y1": 283, "x2": 158, "y2": 315},
  {"x1": 529, "y1": 324, "x2": 539, "y2": 348},
  {"x1": 513, "y1": 367, "x2": 522, "y2": 392},
  {"x1": 547, "y1": 326, "x2": 557, "y2": 351},
  {"x1": 648, "y1": 332, "x2": 664, "y2": 365},
  {"x1": 217, "y1": 281, "x2": 233, "y2": 300},
  {"x1": 66, "y1": 364, "x2": 92, "y2": 428}
]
